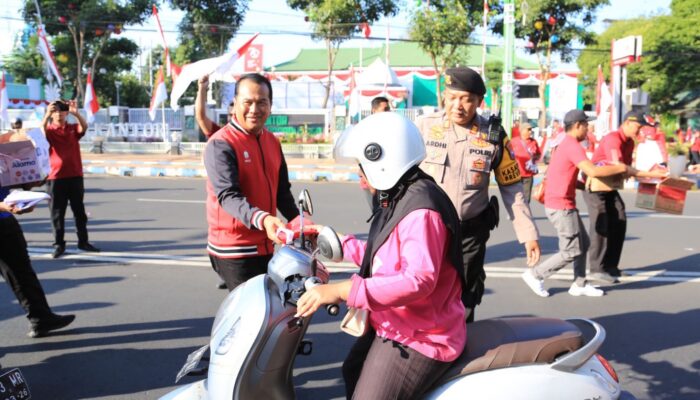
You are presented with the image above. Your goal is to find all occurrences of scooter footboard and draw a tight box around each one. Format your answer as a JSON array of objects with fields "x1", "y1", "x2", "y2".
[{"x1": 159, "y1": 379, "x2": 208, "y2": 400}]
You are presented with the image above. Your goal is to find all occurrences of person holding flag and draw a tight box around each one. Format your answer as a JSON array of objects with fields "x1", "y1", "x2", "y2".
[{"x1": 41, "y1": 99, "x2": 99, "y2": 258}]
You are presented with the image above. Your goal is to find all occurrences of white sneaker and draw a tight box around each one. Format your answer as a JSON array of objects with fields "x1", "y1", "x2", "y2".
[
  {"x1": 521, "y1": 271, "x2": 550, "y2": 297},
  {"x1": 568, "y1": 283, "x2": 605, "y2": 297}
]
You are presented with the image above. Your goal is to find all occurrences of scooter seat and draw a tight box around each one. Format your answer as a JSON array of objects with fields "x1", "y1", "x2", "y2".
[{"x1": 439, "y1": 317, "x2": 583, "y2": 382}]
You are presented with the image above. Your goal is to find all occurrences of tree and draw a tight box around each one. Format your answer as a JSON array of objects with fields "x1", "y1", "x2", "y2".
[
  {"x1": 409, "y1": 0, "x2": 484, "y2": 108},
  {"x1": 2, "y1": 35, "x2": 45, "y2": 84},
  {"x1": 288, "y1": 0, "x2": 399, "y2": 108},
  {"x1": 484, "y1": 60, "x2": 504, "y2": 112},
  {"x1": 492, "y1": 0, "x2": 608, "y2": 128},
  {"x1": 577, "y1": 0, "x2": 700, "y2": 114},
  {"x1": 575, "y1": 18, "x2": 649, "y2": 106},
  {"x1": 168, "y1": 0, "x2": 249, "y2": 59},
  {"x1": 22, "y1": 0, "x2": 152, "y2": 103}
]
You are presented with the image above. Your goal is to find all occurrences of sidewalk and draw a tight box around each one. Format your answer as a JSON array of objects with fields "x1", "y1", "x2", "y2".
[{"x1": 81, "y1": 152, "x2": 361, "y2": 183}]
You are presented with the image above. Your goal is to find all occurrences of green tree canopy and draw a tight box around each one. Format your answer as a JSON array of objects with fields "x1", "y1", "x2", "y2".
[
  {"x1": 22, "y1": 0, "x2": 152, "y2": 103},
  {"x1": 577, "y1": 0, "x2": 700, "y2": 113},
  {"x1": 409, "y1": 0, "x2": 485, "y2": 107},
  {"x1": 168, "y1": 0, "x2": 249, "y2": 60},
  {"x1": 287, "y1": 0, "x2": 399, "y2": 108},
  {"x1": 491, "y1": 0, "x2": 608, "y2": 127}
]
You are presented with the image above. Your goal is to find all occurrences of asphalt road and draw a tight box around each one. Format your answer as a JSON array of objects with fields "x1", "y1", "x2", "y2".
[{"x1": 1, "y1": 176, "x2": 699, "y2": 400}]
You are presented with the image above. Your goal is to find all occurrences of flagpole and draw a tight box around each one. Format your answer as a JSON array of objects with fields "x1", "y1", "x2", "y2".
[
  {"x1": 384, "y1": 21, "x2": 390, "y2": 96},
  {"x1": 482, "y1": 0, "x2": 488, "y2": 78}
]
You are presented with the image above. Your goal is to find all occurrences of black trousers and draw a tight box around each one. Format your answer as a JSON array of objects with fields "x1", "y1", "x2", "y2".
[
  {"x1": 47, "y1": 177, "x2": 89, "y2": 247},
  {"x1": 521, "y1": 176, "x2": 534, "y2": 203},
  {"x1": 209, "y1": 254, "x2": 272, "y2": 291},
  {"x1": 0, "y1": 216, "x2": 53, "y2": 324},
  {"x1": 460, "y1": 210, "x2": 492, "y2": 323},
  {"x1": 342, "y1": 329, "x2": 451, "y2": 400},
  {"x1": 582, "y1": 190, "x2": 627, "y2": 275}
]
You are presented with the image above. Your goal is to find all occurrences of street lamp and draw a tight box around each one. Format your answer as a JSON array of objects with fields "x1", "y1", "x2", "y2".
[{"x1": 115, "y1": 81, "x2": 122, "y2": 107}]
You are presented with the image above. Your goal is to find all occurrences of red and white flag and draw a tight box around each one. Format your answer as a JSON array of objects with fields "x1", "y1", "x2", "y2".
[
  {"x1": 149, "y1": 67, "x2": 168, "y2": 121},
  {"x1": 169, "y1": 34, "x2": 259, "y2": 110},
  {"x1": 37, "y1": 26, "x2": 63, "y2": 86},
  {"x1": 595, "y1": 64, "x2": 612, "y2": 115},
  {"x1": 361, "y1": 23, "x2": 371, "y2": 39},
  {"x1": 152, "y1": 5, "x2": 172, "y2": 76},
  {"x1": 83, "y1": 71, "x2": 100, "y2": 123},
  {"x1": 0, "y1": 72, "x2": 9, "y2": 123}
]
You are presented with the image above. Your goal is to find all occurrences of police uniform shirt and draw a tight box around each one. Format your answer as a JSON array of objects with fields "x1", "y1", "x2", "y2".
[{"x1": 416, "y1": 111, "x2": 539, "y2": 244}]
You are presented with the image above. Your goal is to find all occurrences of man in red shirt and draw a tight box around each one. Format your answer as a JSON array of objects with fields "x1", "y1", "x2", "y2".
[
  {"x1": 41, "y1": 100, "x2": 99, "y2": 258},
  {"x1": 583, "y1": 111, "x2": 670, "y2": 283},
  {"x1": 521, "y1": 109, "x2": 630, "y2": 298},
  {"x1": 512, "y1": 122, "x2": 541, "y2": 202}
]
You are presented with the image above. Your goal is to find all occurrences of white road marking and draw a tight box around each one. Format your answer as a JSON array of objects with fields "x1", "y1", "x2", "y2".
[
  {"x1": 28, "y1": 247, "x2": 700, "y2": 284},
  {"x1": 137, "y1": 198, "x2": 205, "y2": 204}
]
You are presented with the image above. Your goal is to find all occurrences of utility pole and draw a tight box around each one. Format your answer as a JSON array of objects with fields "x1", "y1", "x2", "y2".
[{"x1": 501, "y1": 0, "x2": 515, "y2": 134}]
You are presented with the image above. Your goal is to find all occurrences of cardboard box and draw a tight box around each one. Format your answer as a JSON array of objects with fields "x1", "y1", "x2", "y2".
[
  {"x1": 0, "y1": 140, "x2": 45, "y2": 187},
  {"x1": 635, "y1": 177, "x2": 695, "y2": 215},
  {"x1": 587, "y1": 175, "x2": 624, "y2": 192}
]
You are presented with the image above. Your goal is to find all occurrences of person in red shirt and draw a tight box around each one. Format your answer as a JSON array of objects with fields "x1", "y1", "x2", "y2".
[
  {"x1": 583, "y1": 111, "x2": 669, "y2": 283},
  {"x1": 521, "y1": 109, "x2": 630, "y2": 298},
  {"x1": 691, "y1": 130, "x2": 700, "y2": 165},
  {"x1": 41, "y1": 100, "x2": 99, "y2": 258},
  {"x1": 512, "y1": 123, "x2": 541, "y2": 202}
]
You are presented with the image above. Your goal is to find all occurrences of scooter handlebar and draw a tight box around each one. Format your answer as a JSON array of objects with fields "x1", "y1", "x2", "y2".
[
  {"x1": 325, "y1": 304, "x2": 340, "y2": 316},
  {"x1": 304, "y1": 277, "x2": 340, "y2": 316}
]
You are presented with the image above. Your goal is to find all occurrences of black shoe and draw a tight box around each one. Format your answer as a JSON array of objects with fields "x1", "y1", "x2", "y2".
[
  {"x1": 52, "y1": 245, "x2": 65, "y2": 259},
  {"x1": 217, "y1": 280, "x2": 227, "y2": 290},
  {"x1": 78, "y1": 242, "x2": 100, "y2": 252},
  {"x1": 607, "y1": 269, "x2": 623, "y2": 277},
  {"x1": 28, "y1": 314, "x2": 75, "y2": 338},
  {"x1": 589, "y1": 272, "x2": 620, "y2": 284}
]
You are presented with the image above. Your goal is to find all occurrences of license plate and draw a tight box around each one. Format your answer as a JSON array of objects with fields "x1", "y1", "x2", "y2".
[
  {"x1": 175, "y1": 344, "x2": 209, "y2": 383},
  {"x1": 0, "y1": 369, "x2": 31, "y2": 400}
]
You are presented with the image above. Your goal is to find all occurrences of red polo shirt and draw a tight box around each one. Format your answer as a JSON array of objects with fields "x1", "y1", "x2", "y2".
[
  {"x1": 45, "y1": 123, "x2": 85, "y2": 179},
  {"x1": 512, "y1": 137, "x2": 541, "y2": 178},
  {"x1": 592, "y1": 129, "x2": 634, "y2": 166},
  {"x1": 544, "y1": 134, "x2": 587, "y2": 210}
]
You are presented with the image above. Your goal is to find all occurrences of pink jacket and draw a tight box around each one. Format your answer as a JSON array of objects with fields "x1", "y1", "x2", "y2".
[{"x1": 344, "y1": 209, "x2": 466, "y2": 362}]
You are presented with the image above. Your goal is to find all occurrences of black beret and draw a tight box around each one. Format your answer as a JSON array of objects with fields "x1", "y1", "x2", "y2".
[{"x1": 445, "y1": 67, "x2": 486, "y2": 96}]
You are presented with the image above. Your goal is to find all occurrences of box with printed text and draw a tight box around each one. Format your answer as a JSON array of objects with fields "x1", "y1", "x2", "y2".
[
  {"x1": 0, "y1": 139, "x2": 45, "y2": 187},
  {"x1": 635, "y1": 177, "x2": 694, "y2": 215}
]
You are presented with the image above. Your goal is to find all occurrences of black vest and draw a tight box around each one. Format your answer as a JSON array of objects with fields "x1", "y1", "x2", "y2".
[{"x1": 359, "y1": 168, "x2": 465, "y2": 294}]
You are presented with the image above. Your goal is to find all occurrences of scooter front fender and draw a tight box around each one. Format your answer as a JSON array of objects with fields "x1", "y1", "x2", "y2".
[{"x1": 159, "y1": 379, "x2": 208, "y2": 400}]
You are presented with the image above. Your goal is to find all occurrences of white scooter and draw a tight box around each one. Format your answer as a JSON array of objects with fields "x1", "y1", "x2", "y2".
[{"x1": 161, "y1": 190, "x2": 633, "y2": 400}]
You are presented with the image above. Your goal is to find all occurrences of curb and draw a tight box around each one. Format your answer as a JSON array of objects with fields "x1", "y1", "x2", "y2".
[{"x1": 82, "y1": 159, "x2": 361, "y2": 183}]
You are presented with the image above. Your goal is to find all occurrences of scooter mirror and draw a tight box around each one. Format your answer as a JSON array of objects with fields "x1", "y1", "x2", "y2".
[
  {"x1": 298, "y1": 189, "x2": 313, "y2": 216},
  {"x1": 317, "y1": 226, "x2": 343, "y2": 262}
]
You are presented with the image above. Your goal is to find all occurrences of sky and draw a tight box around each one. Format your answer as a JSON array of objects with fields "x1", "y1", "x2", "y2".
[{"x1": 0, "y1": 0, "x2": 672, "y2": 73}]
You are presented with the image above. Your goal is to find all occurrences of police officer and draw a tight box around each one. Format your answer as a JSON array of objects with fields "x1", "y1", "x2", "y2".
[{"x1": 416, "y1": 67, "x2": 541, "y2": 322}]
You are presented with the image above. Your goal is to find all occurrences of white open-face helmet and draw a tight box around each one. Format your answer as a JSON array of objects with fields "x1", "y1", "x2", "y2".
[{"x1": 334, "y1": 112, "x2": 426, "y2": 191}]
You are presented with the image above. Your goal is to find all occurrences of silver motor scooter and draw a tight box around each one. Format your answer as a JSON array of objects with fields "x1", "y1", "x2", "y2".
[{"x1": 161, "y1": 190, "x2": 634, "y2": 400}]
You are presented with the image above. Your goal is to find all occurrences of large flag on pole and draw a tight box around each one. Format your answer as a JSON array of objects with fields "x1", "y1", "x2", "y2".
[
  {"x1": 345, "y1": 64, "x2": 360, "y2": 124},
  {"x1": 37, "y1": 26, "x2": 63, "y2": 86},
  {"x1": 169, "y1": 34, "x2": 259, "y2": 110},
  {"x1": 0, "y1": 72, "x2": 9, "y2": 123},
  {"x1": 83, "y1": 71, "x2": 100, "y2": 123},
  {"x1": 150, "y1": 67, "x2": 168, "y2": 121},
  {"x1": 595, "y1": 64, "x2": 612, "y2": 114},
  {"x1": 152, "y1": 5, "x2": 172, "y2": 76}
]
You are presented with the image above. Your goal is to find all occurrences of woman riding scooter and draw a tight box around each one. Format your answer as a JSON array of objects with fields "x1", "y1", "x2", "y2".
[{"x1": 295, "y1": 112, "x2": 467, "y2": 400}]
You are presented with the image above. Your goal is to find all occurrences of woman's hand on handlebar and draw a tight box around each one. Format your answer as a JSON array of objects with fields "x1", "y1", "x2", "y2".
[
  {"x1": 306, "y1": 225, "x2": 346, "y2": 242},
  {"x1": 295, "y1": 280, "x2": 352, "y2": 318}
]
